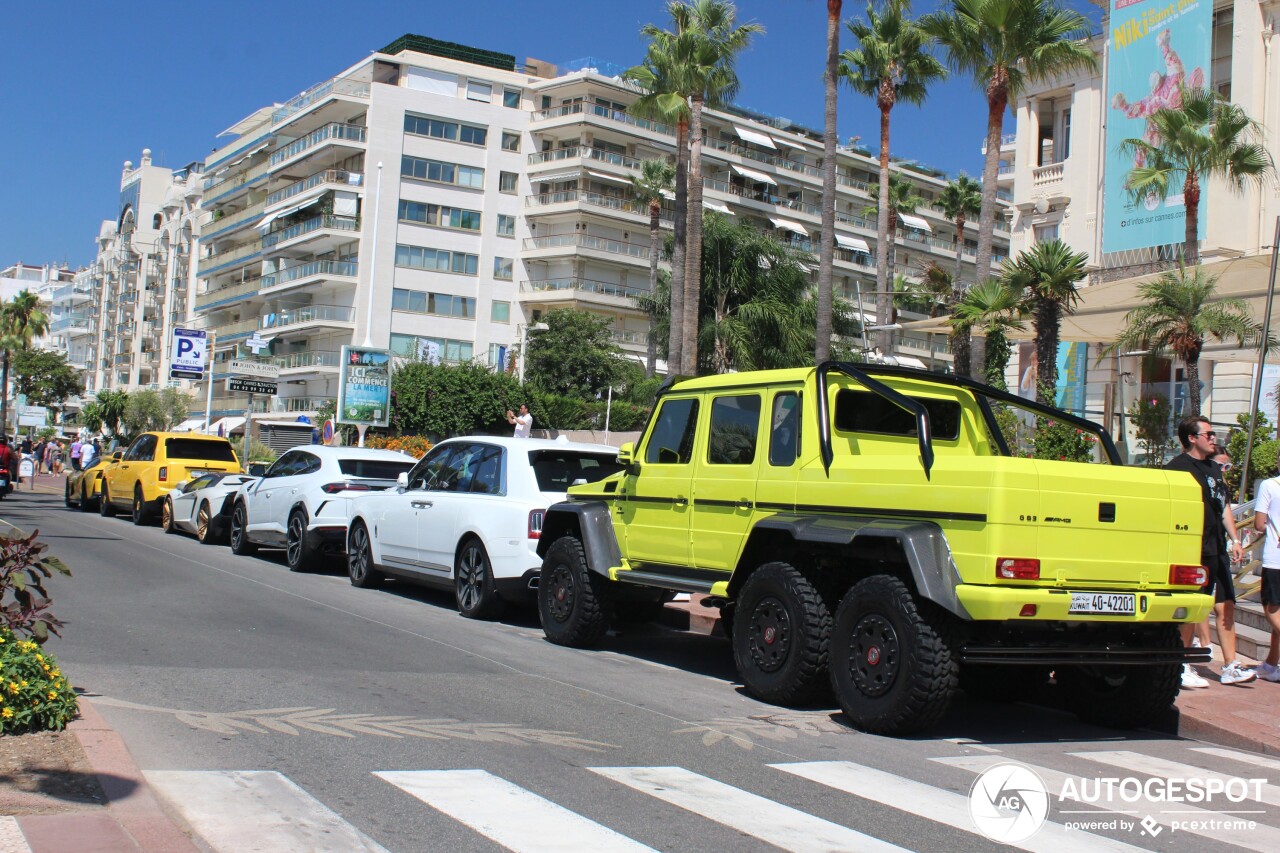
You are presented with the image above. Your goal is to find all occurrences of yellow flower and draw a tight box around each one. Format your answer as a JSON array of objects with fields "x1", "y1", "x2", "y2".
[
  {"x1": 35, "y1": 654, "x2": 43, "y2": 662},
  {"x1": 41, "y1": 665, "x2": 48, "y2": 672},
  {"x1": 50, "y1": 670, "x2": 59, "y2": 678},
  {"x1": 2, "y1": 708, "x2": 11, "y2": 719},
  {"x1": 19, "y1": 681, "x2": 27, "y2": 688},
  {"x1": 46, "y1": 691, "x2": 56, "y2": 700},
  {"x1": 6, "y1": 683, "x2": 17, "y2": 695}
]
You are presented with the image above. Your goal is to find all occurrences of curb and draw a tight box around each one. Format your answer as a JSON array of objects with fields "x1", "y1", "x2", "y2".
[{"x1": 67, "y1": 698, "x2": 200, "y2": 853}]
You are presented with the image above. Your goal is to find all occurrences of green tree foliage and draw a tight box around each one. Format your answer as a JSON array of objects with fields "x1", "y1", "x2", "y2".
[
  {"x1": 120, "y1": 388, "x2": 192, "y2": 437},
  {"x1": 938, "y1": 174, "x2": 983, "y2": 375},
  {"x1": 0, "y1": 291, "x2": 49, "y2": 434},
  {"x1": 11, "y1": 350, "x2": 83, "y2": 421},
  {"x1": 1129, "y1": 394, "x2": 1175, "y2": 466},
  {"x1": 862, "y1": 175, "x2": 926, "y2": 351},
  {"x1": 950, "y1": 278, "x2": 1025, "y2": 390},
  {"x1": 631, "y1": 158, "x2": 676, "y2": 377},
  {"x1": 391, "y1": 362, "x2": 522, "y2": 440},
  {"x1": 77, "y1": 389, "x2": 129, "y2": 436},
  {"x1": 524, "y1": 309, "x2": 628, "y2": 399},
  {"x1": 1227, "y1": 412, "x2": 1277, "y2": 500},
  {"x1": 1000, "y1": 239, "x2": 1089, "y2": 407}
]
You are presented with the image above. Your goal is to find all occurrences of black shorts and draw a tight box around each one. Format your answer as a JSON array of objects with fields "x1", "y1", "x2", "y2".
[
  {"x1": 1261, "y1": 568, "x2": 1280, "y2": 608},
  {"x1": 1202, "y1": 551, "x2": 1236, "y2": 604}
]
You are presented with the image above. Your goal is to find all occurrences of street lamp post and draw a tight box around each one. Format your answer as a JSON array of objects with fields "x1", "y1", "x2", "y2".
[{"x1": 357, "y1": 161, "x2": 383, "y2": 449}]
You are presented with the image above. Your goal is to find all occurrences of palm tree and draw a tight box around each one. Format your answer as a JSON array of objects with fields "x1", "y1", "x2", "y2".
[
  {"x1": 1001, "y1": 239, "x2": 1089, "y2": 406},
  {"x1": 1121, "y1": 86, "x2": 1274, "y2": 268},
  {"x1": 1110, "y1": 266, "x2": 1258, "y2": 415},
  {"x1": 923, "y1": 0, "x2": 1095, "y2": 283},
  {"x1": 937, "y1": 174, "x2": 982, "y2": 375},
  {"x1": 862, "y1": 175, "x2": 926, "y2": 351},
  {"x1": 0, "y1": 290, "x2": 49, "y2": 436},
  {"x1": 841, "y1": 0, "x2": 945, "y2": 357},
  {"x1": 950, "y1": 279, "x2": 1025, "y2": 389},
  {"x1": 631, "y1": 159, "x2": 677, "y2": 377},
  {"x1": 816, "y1": 0, "x2": 843, "y2": 363}
]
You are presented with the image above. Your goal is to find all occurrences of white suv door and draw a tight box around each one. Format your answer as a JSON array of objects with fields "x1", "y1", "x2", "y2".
[
  {"x1": 417, "y1": 443, "x2": 503, "y2": 573},
  {"x1": 246, "y1": 450, "x2": 307, "y2": 534}
]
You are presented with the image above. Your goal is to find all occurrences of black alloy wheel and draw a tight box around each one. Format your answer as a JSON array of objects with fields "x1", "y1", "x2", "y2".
[
  {"x1": 346, "y1": 522, "x2": 383, "y2": 589},
  {"x1": 456, "y1": 538, "x2": 503, "y2": 619},
  {"x1": 229, "y1": 503, "x2": 256, "y2": 555},
  {"x1": 285, "y1": 510, "x2": 313, "y2": 572}
]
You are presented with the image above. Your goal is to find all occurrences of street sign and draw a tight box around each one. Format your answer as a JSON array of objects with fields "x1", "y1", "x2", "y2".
[
  {"x1": 170, "y1": 328, "x2": 207, "y2": 380},
  {"x1": 17, "y1": 405, "x2": 47, "y2": 427},
  {"x1": 227, "y1": 377, "x2": 278, "y2": 395},
  {"x1": 229, "y1": 359, "x2": 281, "y2": 380},
  {"x1": 336, "y1": 346, "x2": 391, "y2": 427},
  {"x1": 322, "y1": 419, "x2": 335, "y2": 445},
  {"x1": 244, "y1": 333, "x2": 272, "y2": 355}
]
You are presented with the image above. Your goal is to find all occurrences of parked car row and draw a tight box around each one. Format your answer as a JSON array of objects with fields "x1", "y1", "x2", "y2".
[{"x1": 78, "y1": 431, "x2": 626, "y2": 620}]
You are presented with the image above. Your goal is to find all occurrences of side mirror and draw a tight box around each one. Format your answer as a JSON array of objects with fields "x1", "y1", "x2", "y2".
[
  {"x1": 397, "y1": 471, "x2": 409, "y2": 489},
  {"x1": 617, "y1": 442, "x2": 640, "y2": 476},
  {"x1": 111, "y1": 452, "x2": 123, "y2": 462}
]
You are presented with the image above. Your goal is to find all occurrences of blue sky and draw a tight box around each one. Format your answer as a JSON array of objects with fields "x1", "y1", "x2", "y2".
[{"x1": 2, "y1": 0, "x2": 1101, "y2": 269}]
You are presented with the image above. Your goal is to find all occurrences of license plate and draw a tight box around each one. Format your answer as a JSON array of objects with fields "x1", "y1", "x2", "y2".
[{"x1": 1069, "y1": 592, "x2": 1136, "y2": 615}]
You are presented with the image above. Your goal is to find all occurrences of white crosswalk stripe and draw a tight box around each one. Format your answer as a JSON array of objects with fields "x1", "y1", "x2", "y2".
[
  {"x1": 375, "y1": 769, "x2": 657, "y2": 853},
  {"x1": 1071, "y1": 751, "x2": 1280, "y2": 807},
  {"x1": 0, "y1": 817, "x2": 32, "y2": 853},
  {"x1": 589, "y1": 765, "x2": 910, "y2": 853},
  {"x1": 937, "y1": 755, "x2": 1278, "y2": 852},
  {"x1": 777, "y1": 760, "x2": 1145, "y2": 853},
  {"x1": 1191, "y1": 747, "x2": 1280, "y2": 775},
  {"x1": 145, "y1": 770, "x2": 389, "y2": 853}
]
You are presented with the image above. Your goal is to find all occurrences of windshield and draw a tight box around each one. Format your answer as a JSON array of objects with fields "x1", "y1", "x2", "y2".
[
  {"x1": 529, "y1": 451, "x2": 624, "y2": 492},
  {"x1": 338, "y1": 459, "x2": 416, "y2": 480},
  {"x1": 165, "y1": 438, "x2": 239, "y2": 463}
]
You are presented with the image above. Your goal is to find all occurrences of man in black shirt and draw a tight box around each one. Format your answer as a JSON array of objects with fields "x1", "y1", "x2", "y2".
[{"x1": 1165, "y1": 416, "x2": 1256, "y2": 685}]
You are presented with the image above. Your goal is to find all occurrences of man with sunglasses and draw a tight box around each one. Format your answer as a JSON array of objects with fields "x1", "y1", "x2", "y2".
[{"x1": 1166, "y1": 416, "x2": 1256, "y2": 686}]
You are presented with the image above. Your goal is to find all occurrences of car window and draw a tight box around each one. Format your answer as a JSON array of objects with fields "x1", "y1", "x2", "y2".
[
  {"x1": 424, "y1": 447, "x2": 466, "y2": 491},
  {"x1": 125, "y1": 435, "x2": 156, "y2": 462},
  {"x1": 295, "y1": 453, "x2": 322, "y2": 476},
  {"x1": 264, "y1": 451, "x2": 299, "y2": 478},
  {"x1": 834, "y1": 389, "x2": 962, "y2": 441},
  {"x1": 645, "y1": 398, "x2": 699, "y2": 465},
  {"x1": 183, "y1": 475, "x2": 214, "y2": 493},
  {"x1": 468, "y1": 446, "x2": 504, "y2": 494},
  {"x1": 406, "y1": 445, "x2": 450, "y2": 490},
  {"x1": 768, "y1": 392, "x2": 802, "y2": 467},
  {"x1": 529, "y1": 451, "x2": 624, "y2": 491},
  {"x1": 338, "y1": 458, "x2": 416, "y2": 480},
  {"x1": 164, "y1": 438, "x2": 239, "y2": 462},
  {"x1": 707, "y1": 394, "x2": 762, "y2": 465}
]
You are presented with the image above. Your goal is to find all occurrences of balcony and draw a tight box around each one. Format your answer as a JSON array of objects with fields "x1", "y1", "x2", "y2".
[
  {"x1": 201, "y1": 205, "x2": 265, "y2": 241},
  {"x1": 524, "y1": 191, "x2": 655, "y2": 220},
  {"x1": 276, "y1": 396, "x2": 333, "y2": 413},
  {"x1": 51, "y1": 284, "x2": 93, "y2": 305},
  {"x1": 261, "y1": 304, "x2": 356, "y2": 333},
  {"x1": 610, "y1": 329, "x2": 648, "y2": 346},
  {"x1": 271, "y1": 350, "x2": 342, "y2": 372},
  {"x1": 269, "y1": 123, "x2": 366, "y2": 168},
  {"x1": 528, "y1": 145, "x2": 644, "y2": 172},
  {"x1": 260, "y1": 260, "x2": 358, "y2": 294},
  {"x1": 196, "y1": 279, "x2": 261, "y2": 312},
  {"x1": 1033, "y1": 161, "x2": 1065, "y2": 188},
  {"x1": 532, "y1": 102, "x2": 675, "y2": 137},
  {"x1": 266, "y1": 169, "x2": 363, "y2": 207},
  {"x1": 523, "y1": 233, "x2": 650, "y2": 262},
  {"x1": 210, "y1": 318, "x2": 262, "y2": 339},
  {"x1": 50, "y1": 315, "x2": 90, "y2": 335},
  {"x1": 261, "y1": 215, "x2": 360, "y2": 251},
  {"x1": 197, "y1": 240, "x2": 263, "y2": 277},
  {"x1": 273, "y1": 77, "x2": 370, "y2": 125},
  {"x1": 114, "y1": 352, "x2": 134, "y2": 366},
  {"x1": 202, "y1": 160, "x2": 271, "y2": 205},
  {"x1": 520, "y1": 277, "x2": 645, "y2": 309}
]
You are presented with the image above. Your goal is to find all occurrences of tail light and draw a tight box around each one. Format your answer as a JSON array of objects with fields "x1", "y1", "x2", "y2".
[
  {"x1": 158, "y1": 467, "x2": 168, "y2": 482},
  {"x1": 1170, "y1": 564, "x2": 1208, "y2": 586},
  {"x1": 528, "y1": 509, "x2": 545, "y2": 540},
  {"x1": 321, "y1": 482, "x2": 372, "y2": 494},
  {"x1": 996, "y1": 558, "x2": 1040, "y2": 580}
]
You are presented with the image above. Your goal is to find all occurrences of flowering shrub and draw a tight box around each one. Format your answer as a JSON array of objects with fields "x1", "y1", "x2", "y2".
[
  {"x1": 1031, "y1": 419, "x2": 1097, "y2": 463},
  {"x1": 0, "y1": 630, "x2": 77, "y2": 733},
  {"x1": 0, "y1": 529, "x2": 71, "y2": 641},
  {"x1": 366, "y1": 434, "x2": 433, "y2": 460}
]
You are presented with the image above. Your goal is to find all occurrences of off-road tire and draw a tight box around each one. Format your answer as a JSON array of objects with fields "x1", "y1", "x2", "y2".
[
  {"x1": 732, "y1": 561, "x2": 831, "y2": 705},
  {"x1": 539, "y1": 535, "x2": 613, "y2": 647},
  {"x1": 229, "y1": 503, "x2": 256, "y2": 555},
  {"x1": 196, "y1": 502, "x2": 218, "y2": 544},
  {"x1": 99, "y1": 485, "x2": 117, "y2": 517},
  {"x1": 131, "y1": 485, "x2": 150, "y2": 526},
  {"x1": 161, "y1": 498, "x2": 177, "y2": 533},
  {"x1": 456, "y1": 538, "x2": 504, "y2": 620},
  {"x1": 346, "y1": 522, "x2": 384, "y2": 589},
  {"x1": 830, "y1": 574, "x2": 959, "y2": 735},
  {"x1": 1056, "y1": 625, "x2": 1182, "y2": 729},
  {"x1": 285, "y1": 509, "x2": 315, "y2": 572}
]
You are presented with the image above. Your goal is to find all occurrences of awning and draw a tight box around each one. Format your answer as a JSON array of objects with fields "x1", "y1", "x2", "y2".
[
  {"x1": 171, "y1": 417, "x2": 206, "y2": 433},
  {"x1": 732, "y1": 164, "x2": 777, "y2": 186},
  {"x1": 735, "y1": 126, "x2": 778, "y2": 149},
  {"x1": 585, "y1": 169, "x2": 631, "y2": 186},
  {"x1": 207, "y1": 417, "x2": 246, "y2": 437},
  {"x1": 773, "y1": 136, "x2": 806, "y2": 150},
  {"x1": 769, "y1": 217, "x2": 809, "y2": 237},
  {"x1": 294, "y1": 195, "x2": 325, "y2": 212},
  {"x1": 885, "y1": 355, "x2": 928, "y2": 369},
  {"x1": 227, "y1": 141, "x2": 271, "y2": 168},
  {"x1": 899, "y1": 213, "x2": 932, "y2": 233},
  {"x1": 702, "y1": 199, "x2": 733, "y2": 215},
  {"x1": 835, "y1": 233, "x2": 871, "y2": 253},
  {"x1": 256, "y1": 210, "x2": 282, "y2": 231},
  {"x1": 533, "y1": 170, "x2": 581, "y2": 184}
]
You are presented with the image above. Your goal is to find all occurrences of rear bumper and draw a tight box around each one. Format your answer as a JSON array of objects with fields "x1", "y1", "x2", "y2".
[
  {"x1": 494, "y1": 569, "x2": 540, "y2": 604},
  {"x1": 956, "y1": 585, "x2": 1214, "y2": 624},
  {"x1": 961, "y1": 645, "x2": 1213, "y2": 666}
]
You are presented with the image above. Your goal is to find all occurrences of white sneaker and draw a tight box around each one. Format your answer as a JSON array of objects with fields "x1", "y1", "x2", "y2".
[
  {"x1": 1220, "y1": 661, "x2": 1258, "y2": 685},
  {"x1": 1181, "y1": 665, "x2": 1210, "y2": 689},
  {"x1": 1258, "y1": 662, "x2": 1280, "y2": 683}
]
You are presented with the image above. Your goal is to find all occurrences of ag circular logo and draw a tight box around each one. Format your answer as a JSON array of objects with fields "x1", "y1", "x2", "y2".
[{"x1": 968, "y1": 762, "x2": 1050, "y2": 843}]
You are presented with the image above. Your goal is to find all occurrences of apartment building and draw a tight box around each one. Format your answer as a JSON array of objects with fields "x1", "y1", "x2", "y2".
[{"x1": 1001, "y1": 0, "x2": 1276, "y2": 450}]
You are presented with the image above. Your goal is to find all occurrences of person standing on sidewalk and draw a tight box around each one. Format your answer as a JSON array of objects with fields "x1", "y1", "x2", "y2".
[
  {"x1": 1251, "y1": 468, "x2": 1280, "y2": 682},
  {"x1": 1166, "y1": 416, "x2": 1256, "y2": 686},
  {"x1": 68, "y1": 437, "x2": 83, "y2": 472}
]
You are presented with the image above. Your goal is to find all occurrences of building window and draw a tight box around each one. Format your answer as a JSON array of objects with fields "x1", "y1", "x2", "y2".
[
  {"x1": 404, "y1": 114, "x2": 487, "y2": 146},
  {"x1": 395, "y1": 244, "x2": 480, "y2": 276},
  {"x1": 398, "y1": 201, "x2": 482, "y2": 231},
  {"x1": 493, "y1": 257, "x2": 513, "y2": 280},
  {"x1": 504, "y1": 89, "x2": 521, "y2": 108},
  {"x1": 496, "y1": 214, "x2": 516, "y2": 237},
  {"x1": 1060, "y1": 108, "x2": 1071, "y2": 160},
  {"x1": 391, "y1": 287, "x2": 476, "y2": 319},
  {"x1": 499, "y1": 172, "x2": 518, "y2": 194},
  {"x1": 401, "y1": 156, "x2": 484, "y2": 189},
  {"x1": 491, "y1": 301, "x2": 511, "y2": 323},
  {"x1": 1034, "y1": 223, "x2": 1060, "y2": 243},
  {"x1": 391, "y1": 333, "x2": 474, "y2": 362},
  {"x1": 488, "y1": 343, "x2": 509, "y2": 367},
  {"x1": 466, "y1": 80, "x2": 493, "y2": 102},
  {"x1": 501, "y1": 132, "x2": 520, "y2": 153}
]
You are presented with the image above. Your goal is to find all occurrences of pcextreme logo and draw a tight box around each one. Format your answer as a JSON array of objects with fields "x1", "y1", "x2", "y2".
[{"x1": 968, "y1": 763, "x2": 1051, "y2": 843}]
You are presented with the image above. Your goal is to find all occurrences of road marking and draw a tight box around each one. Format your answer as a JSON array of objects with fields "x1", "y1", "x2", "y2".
[
  {"x1": 943, "y1": 736, "x2": 1001, "y2": 753},
  {"x1": 590, "y1": 765, "x2": 908, "y2": 853},
  {"x1": 938, "y1": 755, "x2": 1275, "y2": 852},
  {"x1": 1071, "y1": 751, "x2": 1280, "y2": 807},
  {"x1": 1191, "y1": 747, "x2": 1280, "y2": 775},
  {"x1": 376, "y1": 769, "x2": 655, "y2": 852},
  {"x1": 145, "y1": 770, "x2": 388, "y2": 853},
  {"x1": 0, "y1": 817, "x2": 32, "y2": 853},
  {"x1": 777, "y1": 760, "x2": 1144, "y2": 852}
]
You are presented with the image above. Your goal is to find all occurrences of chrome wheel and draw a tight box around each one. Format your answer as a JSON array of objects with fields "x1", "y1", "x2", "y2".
[
  {"x1": 161, "y1": 499, "x2": 175, "y2": 533},
  {"x1": 196, "y1": 503, "x2": 212, "y2": 543}
]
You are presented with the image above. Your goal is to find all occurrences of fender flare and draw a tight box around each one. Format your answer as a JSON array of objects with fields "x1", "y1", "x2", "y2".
[
  {"x1": 748, "y1": 514, "x2": 972, "y2": 619},
  {"x1": 537, "y1": 500, "x2": 622, "y2": 577}
]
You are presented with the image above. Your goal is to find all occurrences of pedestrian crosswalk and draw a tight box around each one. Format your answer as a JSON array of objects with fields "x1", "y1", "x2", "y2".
[{"x1": 145, "y1": 744, "x2": 1280, "y2": 853}]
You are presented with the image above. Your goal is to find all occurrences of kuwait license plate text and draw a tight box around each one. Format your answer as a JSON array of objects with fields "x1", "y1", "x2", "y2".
[{"x1": 1069, "y1": 592, "x2": 1136, "y2": 615}]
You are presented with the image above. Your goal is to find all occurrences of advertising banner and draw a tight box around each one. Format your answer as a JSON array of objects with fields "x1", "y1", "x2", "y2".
[
  {"x1": 337, "y1": 346, "x2": 391, "y2": 427},
  {"x1": 1055, "y1": 342, "x2": 1089, "y2": 416},
  {"x1": 1102, "y1": 0, "x2": 1211, "y2": 254}
]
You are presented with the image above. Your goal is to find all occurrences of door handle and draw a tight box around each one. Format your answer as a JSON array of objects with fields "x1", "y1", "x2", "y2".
[
  {"x1": 737, "y1": 499, "x2": 753, "y2": 510},
  {"x1": 291, "y1": 488, "x2": 298, "y2": 494},
  {"x1": 411, "y1": 500, "x2": 433, "y2": 509},
  {"x1": 674, "y1": 496, "x2": 688, "y2": 507}
]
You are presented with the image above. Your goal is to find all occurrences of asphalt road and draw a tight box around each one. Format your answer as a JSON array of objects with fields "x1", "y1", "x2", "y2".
[{"x1": 10, "y1": 487, "x2": 1278, "y2": 852}]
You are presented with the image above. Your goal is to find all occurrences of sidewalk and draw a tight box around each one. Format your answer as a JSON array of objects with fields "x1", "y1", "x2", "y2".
[{"x1": 662, "y1": 597, "x2": 1280, "y2": 755}]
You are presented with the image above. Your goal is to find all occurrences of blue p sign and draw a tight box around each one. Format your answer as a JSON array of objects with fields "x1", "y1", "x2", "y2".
[{"x1": 177, "y1": 338, "x2": 196, "y2": 357}]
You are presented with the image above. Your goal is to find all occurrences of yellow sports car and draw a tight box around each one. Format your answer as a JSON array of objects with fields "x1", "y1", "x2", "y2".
[{"x1": 64, "y1": 451, "x2": 122, "y2": 512}]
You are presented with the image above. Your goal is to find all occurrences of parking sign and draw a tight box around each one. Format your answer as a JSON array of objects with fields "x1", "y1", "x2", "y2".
[{"x1": 170, "y1": 328, "x2": 207, "y2": 380}]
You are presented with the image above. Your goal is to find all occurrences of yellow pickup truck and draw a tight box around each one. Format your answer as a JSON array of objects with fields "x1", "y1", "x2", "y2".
[{"x1": 536, "y1": 362, "x2": 1214, "y2": 735}]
